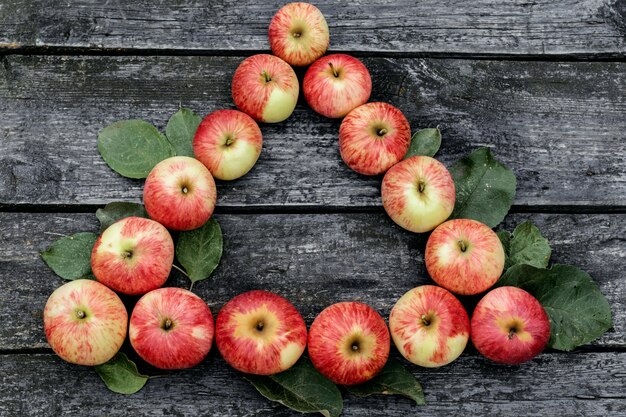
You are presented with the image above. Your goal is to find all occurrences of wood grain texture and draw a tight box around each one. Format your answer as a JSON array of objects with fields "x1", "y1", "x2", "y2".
[
  {"x1": 1, "y1": 55, "x2": 625, "y2": 208},
  {"x1": 1, "y1": 0, "x2": 625, "y2": 56},
  {"x1": 0, "y1": 352, "x2": 624, "y2": 416},
  {"x1": 1, "y1": 212, "x2": 622, "y2": 350}
]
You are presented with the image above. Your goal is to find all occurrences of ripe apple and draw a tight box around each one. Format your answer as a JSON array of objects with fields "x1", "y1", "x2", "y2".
[
  {"x1": 129, "y1": 287, "x2": 214, "y2": 370},
  {"x1": 471, "y1": 286, "x2": 550, "y2": 364},
  {"x1": 143, "y1": 156, "x2": 217, "y2": 231},
  {"x1": 308, "y1": 301, "x2": 390, "y2": 385},
  {"x1": 381, "y1": 155, "x2": 456, "y2": 233},
  {"x1": 425, "y1": 218, "x2": 505, "y2": 295},
  {"x1": 193, "y1": 109, "x2": 263, "y2": 180},
  {"x1": 215, "y1": 290, "x2": 307, "y2": 375},
  {"x1": 91, "y1": 216, "x2": 174, "y2": 295},
  {"x1": 389, "y1": 285, "x2": 469, "y2": 367},
  {"x1": 268, "y1": 2, "x2": 329, "y2": 67},
  {"x1": 43, "y1": 279, "x2": 128, "y2": 366},
  {"x1": 231, "y1": 54, "x2": 299, "y2": 123},
  {"x1": 339, "y1": 102, "x2": 411, "y2": 175},
  {"x1": 303, "y1": 54, "x2": 372, "y2": 118}
]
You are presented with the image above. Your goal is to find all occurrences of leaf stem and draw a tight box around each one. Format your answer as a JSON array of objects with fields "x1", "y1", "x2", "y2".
[{"x1": 172, "y1": 264, "x2": 190, "y2": 278}]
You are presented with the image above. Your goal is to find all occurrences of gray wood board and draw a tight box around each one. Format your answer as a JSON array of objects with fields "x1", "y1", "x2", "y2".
[
  {"x1": 0, "y1": 352, "x2": 625, "y2": 416},
  {"x1": 1, "y1": 0, "x2": 625, "y2": 56},
  {"x1": 1, "y1": 211, "x2": 622, "y2": 350},
  {"x1": 1, "y1": 55, "x2": 625, "y2": 208}
]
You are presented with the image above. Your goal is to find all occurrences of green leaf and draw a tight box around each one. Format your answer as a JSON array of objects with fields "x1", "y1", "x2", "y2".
[
  {"x1": 98, "y1": 119, "x2": 174, "y2": 178},
  {"x1": 498, "y1": 264, "x2": 613, "y2": 351},
  {"x1": 246, "y1": 357, "x2": 343, "y2": 417},
  {"x1": 404, "y1": 128, "x2": 442, "y2": 159},
  {"x1": 40, "y1": 232, "x2": 98, "y2": 280},
  {"x1": 346, "y1": 358, "x2": 425, "y2": 405},
  {"x1": 175, "y1": 218, "x2": 223, "y2": 284},
  {"x1": 94, "y1": 352, "x2": 148, "y2": 395},
  {"x1": 497, "y1": 221, "x2": 551, "y2": 270},
  {"x1": 166, "y1": 108, "x2": 202, "y2": 157},
  {"x1": 96, "y1": 202, "x2": 149, "y2": 232},
  {"x1": 449, "y1": 147, "x2": 516, "y2": 228}
]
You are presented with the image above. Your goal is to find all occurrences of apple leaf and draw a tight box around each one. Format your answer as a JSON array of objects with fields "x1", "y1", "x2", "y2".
[
  {"x1": 166, "y1": 108, "x2": 202, "y2": 157},
  {"x1": 497, "y1": 221, "x2": 551, "y2": 270},
  {"x1": 497, "y1": 264, "x2": 613, "y2": 351},
  {"x1": 40, "y1": 232, "x2": 98, "y2": 280},
  {"x1": 404, "y1": 128, "x2": 442, "y2": 159},
  {"x1": 246, "y1": 357, "x2": 343, "y2": 417},
  {"x1": 96, "y1": 202, "x2": 149, "y2": 232},
  {"x1": 449, "y1": 147, "x2": 516, "y2": 228},
  {"x1": 175, "y1": 217, "x2": 223, "y2": 286},
  {"x1": 98, "y1": 119, "x2": 174, "y2": 179},
  {"x1": 346, "y1": 358, "x2": 425, "y2": 405},
  {"x1": 94, "y1": 352, "x2": 148, "y2": 395}
]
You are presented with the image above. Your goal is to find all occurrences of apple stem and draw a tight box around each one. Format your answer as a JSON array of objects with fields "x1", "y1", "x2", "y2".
[
  {"x1": 328, "y1": 62, "x2": 339, "y2": 78},
  {"x1": 418, "y1": 180, "x2": 426, "y2": 193},
  {"x1": 421, "y1": 315, "x2": 431, "y2": 326},
  {"x1": 256, "y1": 321, "x2": 264, "y2": 331},
  {"x1": 377, "y1": 128, "x2": 388, "y2": 136},
  {"x1": 292, "y1": 31, "x2": 301, "y2": 38},
  {"x1": 262, "y1": 71, "x2": 272, "y2": 83},
  {"x1": 457, "y1": 240, "x2": 467, "y2": 252},
  {"x1": 508, "y1": 328, "x2": 517, "y2": 340},
  {"x1": 75, "y1": 310, "x2": 86, "y2": 319},
  {"x1": 163, "y1": 319, "x2": 173, "y2": 330}
]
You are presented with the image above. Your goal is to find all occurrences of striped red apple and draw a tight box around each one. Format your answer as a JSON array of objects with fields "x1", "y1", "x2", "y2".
[
  {"x1": 143, "y1": 156, "x2": 217, "y2": 231},
  {"x1": 91, "y1": 216, "x2": 174, "y2": 295},
  {"x1": 268, "y1": 2, "x2": 329, "y2": 67},
  {"x1": 303, "y1": 54, "x2": 372, "y2": 118},
  {"x1": 43, "y1": 279, "x2": 128, "y2": 366},
  {"x1": 339, "y1": 102, "x2": 411, "y2": 175}
]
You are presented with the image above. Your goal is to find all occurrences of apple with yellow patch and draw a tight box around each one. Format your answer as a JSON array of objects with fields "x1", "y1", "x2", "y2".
[
  {"x1": 193, "y1": 109, "x2": 263, "y2": 181},
  {"x1": 215, "y1": 290, "x2": 307, "y2": 375},
  {"x1": 91, "y1": 216, "x2": 174, "y2": 295},
  {"x1": 382, "y1": 155, "x2": 456, "y2": 233},
  {"x1": 43, "y1": 279, "x2": 128, "y2": 366},
  {"x1": 471, "y1": 286, "x2": 550, "y2": 364},
  {"x1": 308, "y1": 301, "x2": 390, "y2": 385},
  {"x1": 232, "y1": 54, "x2": 299, "y2": 123},
  {"x1": 389, "y1": 285, "x2": 469, "y2": 367},
  {"x1": 143, "y1": 156, "x2": 217, "y2": 231},
  {"x1": 129, "y1": 287, "x2": 214, "y2": 369},
  {"x1": 425, "y1": 218, "x2": 505, "y2": 295},
  {"x1": 268, "y1": 2, "x2": 329, "y2": 67}
]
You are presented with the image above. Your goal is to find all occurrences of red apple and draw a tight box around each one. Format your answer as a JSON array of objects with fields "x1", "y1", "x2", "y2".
[
  {"x1": 471, "y1": 286, "x2": 550, "y2": 364},
  {"x1": 303, "y1": 54, "x2": 372, "y2": 118},
  {"x1": 382, "y1": 156, "x2": 456, "y2": 233},
  {"x1": 143, "y1": 156, "x2": 217, "y2": 231},
  {"x1": 425, "y1": 219, "x2": 505, "y2": 295},
  {"x1": 308, "y1": 302, "x2": 390, "y2": 385},
  {"x1": 91, "y1": 216, "x2": 174, "y2": 295},
  {"x1": 215, "y1": 290, "x2": 307, "y2": 375},
  {"x1": 339, "y1": 102, "x2": 411, "y2": 175},
  {"x1": 129, "y1": 287, "x2": 214, "y2": 370},
  {"x1": 232, "y1": 54, "x2": 299, "y2": 123},
  {"x1": 389, "y1": 285, "x2": 469, "y2": 367},
  {"x1": 43, "y1": 279, "x2": 128, "y2": 366},
  {"x1": 268, "y1": 2, "x2": 329, "y2": 67},
  {"x1": 193, "y1": 109, "x2": 263, "y2": 180}
]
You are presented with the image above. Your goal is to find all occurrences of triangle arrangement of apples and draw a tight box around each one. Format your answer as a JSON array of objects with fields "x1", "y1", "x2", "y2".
[{"x1": 40, "y1": 2, "x2": 612, "y2": 414}]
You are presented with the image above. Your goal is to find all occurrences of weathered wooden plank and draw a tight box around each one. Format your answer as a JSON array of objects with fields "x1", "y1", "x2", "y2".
[
  {"x1": 0, "y1": 55, "x2": 624, "y2": 208},
  {"x1": 0, "y1": 352, "x2": 624, "y2": 416},
  {"x1": 0, "y1": 212, "x2": 622, "y2": 350},
  {"x1": 1, "y1": 0, "x2": 625, "y2": 56}
]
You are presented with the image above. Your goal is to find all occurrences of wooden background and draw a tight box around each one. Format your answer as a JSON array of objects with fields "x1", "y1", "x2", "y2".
[{"x1": 1, "y1": 1, "x2": 625, "y2": 415}]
